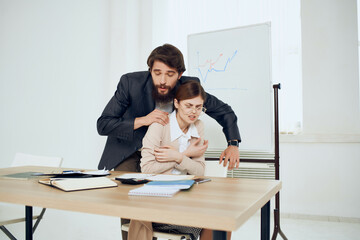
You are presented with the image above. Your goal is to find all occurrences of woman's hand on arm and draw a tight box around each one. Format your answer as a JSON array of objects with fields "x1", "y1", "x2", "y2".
[
  {"x1": 182, "y1": 138, "x2": 208, "y2": 158},
  {"x1": 154, "y1": 146, "x2": 183, "y2": 164}
]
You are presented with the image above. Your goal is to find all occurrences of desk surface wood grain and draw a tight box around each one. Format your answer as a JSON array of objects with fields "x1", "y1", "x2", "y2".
[{"x1": 0, "y1": 166, "x2": 281, "y2": 231}]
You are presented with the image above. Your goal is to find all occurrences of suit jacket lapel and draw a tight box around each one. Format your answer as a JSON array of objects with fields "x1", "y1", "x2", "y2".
[{"x1": 143, "y1": 73, "x2": 155, "y2": 114}]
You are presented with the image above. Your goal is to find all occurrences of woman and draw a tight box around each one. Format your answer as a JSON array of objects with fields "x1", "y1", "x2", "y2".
[
  {"x1": 128, "y1": 80, "x2": 210, "y2": 240},
  {"x1": 140, "y1": 80, "x2": 207, "y2": 176}
]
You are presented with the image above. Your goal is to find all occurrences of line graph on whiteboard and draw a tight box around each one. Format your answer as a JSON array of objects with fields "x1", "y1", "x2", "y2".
[{"x1": 191, "y1": 50, "x2": 247, "y2": 91}]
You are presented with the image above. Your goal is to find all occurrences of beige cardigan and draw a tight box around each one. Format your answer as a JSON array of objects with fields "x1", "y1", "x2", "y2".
[
  {"x1": 128, "y1": 220, "x2": 152, "y2": 240},
  {"x1": 140, "y1": 120, "x2": 205, "y2": 176}
]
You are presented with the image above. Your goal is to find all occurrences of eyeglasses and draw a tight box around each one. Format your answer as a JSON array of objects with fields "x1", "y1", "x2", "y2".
[{"x1": 180, "y1": 103, "x2": 207, "y2": 114}]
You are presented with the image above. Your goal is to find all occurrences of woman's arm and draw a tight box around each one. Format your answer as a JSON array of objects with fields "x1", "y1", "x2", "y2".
[
  {"x1": 140, "y1": 123, "x2": 176, "y2": 174},
  {"x1": 175, "y1": 121, "x2": 206, "y2": 176}
]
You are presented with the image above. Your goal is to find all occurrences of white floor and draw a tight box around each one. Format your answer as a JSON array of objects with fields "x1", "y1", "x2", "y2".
[{"x1": 232, "y1": 214, "x2": 360, "y2": 240}]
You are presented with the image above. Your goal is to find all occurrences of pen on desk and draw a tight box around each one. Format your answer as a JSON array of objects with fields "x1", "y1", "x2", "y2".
[{"x1": 195, "y1": 178, "x2": 211, "y2": 184}]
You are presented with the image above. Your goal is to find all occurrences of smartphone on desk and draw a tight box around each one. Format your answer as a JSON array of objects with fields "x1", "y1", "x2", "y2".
[
  {"x1": 115, "y1": 178, "x2": 149, "y2": 185},
  {"x1": 194, "y1": 178, "x2": 211, "y2": 184}
]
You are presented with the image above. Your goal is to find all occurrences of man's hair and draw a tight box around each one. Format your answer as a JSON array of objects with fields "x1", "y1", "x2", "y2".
[
  {"x1": 175, "y1": 80, "x2": 206, "y2": 102},
  {"x1": 147, "y1": 44, "x2": 186, "y2": 74}
]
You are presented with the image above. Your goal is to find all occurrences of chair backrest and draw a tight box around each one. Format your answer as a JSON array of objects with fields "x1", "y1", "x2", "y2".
[{"x1": 12, "y1": 153, "x2": 63, "y2": 167}]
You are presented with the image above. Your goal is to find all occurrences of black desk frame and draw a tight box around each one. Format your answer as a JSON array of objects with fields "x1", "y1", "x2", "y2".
[
  {"x1": 23, "y1": 177, "x2": 275, "y2": 240},
  {"x1": 24, "y1": 203, "x2": 271, "y2": 240}
]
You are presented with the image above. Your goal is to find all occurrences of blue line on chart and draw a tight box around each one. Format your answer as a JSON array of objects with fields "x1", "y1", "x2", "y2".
[{"x1": 195, "y1": 50, "x2": 238, "y2": 84}]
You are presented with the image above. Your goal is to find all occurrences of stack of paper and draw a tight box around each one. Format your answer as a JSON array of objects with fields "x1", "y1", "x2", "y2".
[{"x1": 146, "y1": 180, "x2": 195, "y2": 189}]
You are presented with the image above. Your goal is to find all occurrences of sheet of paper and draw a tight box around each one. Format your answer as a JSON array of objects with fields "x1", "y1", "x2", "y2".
[
  {"x1": 115, "y1": 173, "x2": 155, "y2": 180},
  {"x1": 82, "y1": 169, "x2": 110, "y2": 175}
]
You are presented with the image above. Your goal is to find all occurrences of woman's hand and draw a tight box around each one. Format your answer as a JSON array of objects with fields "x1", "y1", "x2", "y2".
[
  {"x1": 154, "y1": 146, "x2": 183, "y2": 163},
  {"x1": 182, "y1": 138, "x2": 208, "y2": 158}
]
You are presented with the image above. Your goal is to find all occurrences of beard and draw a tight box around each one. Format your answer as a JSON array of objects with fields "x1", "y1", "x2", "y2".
[{"x1": 152, "y1": 83, "x2": 177, "y2": 104}]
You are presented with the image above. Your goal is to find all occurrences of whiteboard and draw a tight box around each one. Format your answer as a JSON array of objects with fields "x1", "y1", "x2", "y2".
[{"x1": 187, "y1": 23, "x2": 273, "y2": 152}]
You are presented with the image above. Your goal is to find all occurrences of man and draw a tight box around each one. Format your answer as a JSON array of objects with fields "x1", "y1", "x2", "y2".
[
  {"x1": 97, "y1": 44, "x2": 241, "y2": 173},
  {"x1": 97, "y1": 44, "x2": 240, "y2": 240}
]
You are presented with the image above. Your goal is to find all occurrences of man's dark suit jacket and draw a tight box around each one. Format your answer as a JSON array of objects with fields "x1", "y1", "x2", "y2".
[{"x1": 97, "y1": 71, "x2": 241, "y2": 170}]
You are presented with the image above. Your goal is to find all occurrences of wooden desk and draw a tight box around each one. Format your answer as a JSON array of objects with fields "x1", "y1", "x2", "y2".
[{"x1": 0, "y1": 166, "x2": 281, "y2": 240}]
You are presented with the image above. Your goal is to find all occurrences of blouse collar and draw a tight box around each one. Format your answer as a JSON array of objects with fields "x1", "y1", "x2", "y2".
[{"x1": 169, "y1": 110, "x2": 199, "y2": 142}]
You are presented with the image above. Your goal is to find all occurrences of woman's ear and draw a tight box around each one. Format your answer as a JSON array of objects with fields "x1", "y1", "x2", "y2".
[{"x1": 174, "y1": 99, "x2": 179, "y2": 109}]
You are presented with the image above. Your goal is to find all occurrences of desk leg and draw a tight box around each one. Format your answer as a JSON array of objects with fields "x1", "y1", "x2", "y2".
[
  {"x1": 213, "y1": 230, "x2": 227, "y2": 240},
  {"x1": 261, "y1": 201, "x2": 270, "y2": 240},
  {"x1": 25, "y1": 206, "x2": 33, "y2": 240}
]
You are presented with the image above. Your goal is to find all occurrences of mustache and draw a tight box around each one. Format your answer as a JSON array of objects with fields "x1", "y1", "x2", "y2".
[{"x1": 155, "y1": 84, "x2": 171, "y2": 90}]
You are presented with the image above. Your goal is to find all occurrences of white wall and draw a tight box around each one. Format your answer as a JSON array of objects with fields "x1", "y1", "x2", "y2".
[
  {"x1": 107, "y1": 0, "x2": 154, "y2": 96},
  {"x1": 280, "y1": 142, "x2": 360, "y2": 218},
  {"x1": 0, "y1": 1, "x2": 118, "y2": 239},
  {"x1": 301, "y1": 0, "x2": 360, "y2": 134},
  {"x1": 0, "y1": 0, "x2": 109, "y2": 169},
  {"x1": 278, "y1": 0, "x2": 360, "y2": 219}
]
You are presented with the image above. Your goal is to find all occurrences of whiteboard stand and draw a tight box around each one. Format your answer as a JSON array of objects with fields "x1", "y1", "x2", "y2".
[
  {"x1": 205, "y1": 84, "x2": 287, "y2": 240},
  {"x1": 242, "y1": 84, "x2": 287, "y2": 240},
  {"x1": 271, "y1": 84, "x2": 287, "y2": 240}
]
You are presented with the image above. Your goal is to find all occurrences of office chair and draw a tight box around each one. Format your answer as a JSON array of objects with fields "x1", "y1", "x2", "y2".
[
  {"x1": 0, "y1": 153, "x2": 63, "y2": 240},
  {"x1": 121, "y1": 223, "x2": 191, "y2": 240}
]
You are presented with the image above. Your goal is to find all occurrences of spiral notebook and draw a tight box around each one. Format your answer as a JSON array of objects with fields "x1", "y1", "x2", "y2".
[{"x1": 128, "y1": 185, "x2": 180, "y2": 197}]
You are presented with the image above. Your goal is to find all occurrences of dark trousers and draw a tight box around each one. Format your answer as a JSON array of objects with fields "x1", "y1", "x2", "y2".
[
  {"x1": 114, "y1": 151, "x2": 141, "y2": 173},
  {"x1": 114, "y1": 151, "x2": 142, "y2": 240}
]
